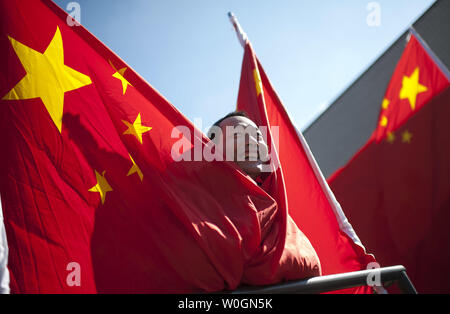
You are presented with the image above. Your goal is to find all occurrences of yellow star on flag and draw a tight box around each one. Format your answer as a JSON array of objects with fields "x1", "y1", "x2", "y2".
[
  {"x1": 127, "y1": 154, "x2": 143, "y2": 181},
  {"x1": 88, "y1": 170, "x2": 113, "y2": 205},
  {"x1": 253, "y1": 68, "x2": 263, "y2": 97},
  {"x1": 401, "y1": 130, "x2": 413, "y2": 143},
  {"x1": 386, "y1": 131, "x2": 396, "y2": 144},
  {"x1": 399, "y1": 67, "x2": 428, "y2": 111},
  {"x1": 109, "y1": 60, "x2": 133, "y2": 95},
  {"x1": 2, "y1": 26, "x2": 92, "y2": 133},
  {"x1": 380, "y1": 115, "x2": 388, "y2": 127},
  {"x1": 122, "y1": 113, "x2": 152, "y2": 144}
]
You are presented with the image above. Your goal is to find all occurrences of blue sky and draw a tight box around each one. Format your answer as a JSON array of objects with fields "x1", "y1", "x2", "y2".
[{"x1": 54, "y1": 0, "x2": 435, "y2": 133}]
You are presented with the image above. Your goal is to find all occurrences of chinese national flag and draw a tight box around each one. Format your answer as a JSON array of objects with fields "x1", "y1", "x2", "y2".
[
  {"x1": 236, "y1": 42, "x2": 377, "y2": 293},
  {"x1": 328, "y1": 33, "x2": 450, "y2": 293},
  {"x1": 0, "y1": 0, "x2": 314, "y2": 293}
]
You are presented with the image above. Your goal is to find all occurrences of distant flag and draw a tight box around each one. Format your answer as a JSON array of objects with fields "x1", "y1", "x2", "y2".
[
  {"x1": 328, "y1": 30, "x2": 450, "y2": 293},
  {"x1": 229, "y1": 12, "x2": 378, "y2": 294},
  {"x1": 371, "y1": 30, "x2": 449, "y2": 143},
  {"x1": 0, "y1": 0, "x2": 318, "y2": 293}
]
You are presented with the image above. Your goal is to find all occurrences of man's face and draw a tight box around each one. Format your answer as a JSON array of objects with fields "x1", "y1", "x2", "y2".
[{"x1": 215, "y1": 115, "x2": 269, "y2": 179}]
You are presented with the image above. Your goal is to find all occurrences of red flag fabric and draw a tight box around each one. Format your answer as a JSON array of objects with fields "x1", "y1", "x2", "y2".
[
  {"x1": 236, "y1": 42, "x2": 377, "y2": 293},
  {"x1": 0, "y1": 0, "x2": 319, "y2": 293},
  {"x1": 328, "y1": 33, "x2": 450, "y2": 293}
]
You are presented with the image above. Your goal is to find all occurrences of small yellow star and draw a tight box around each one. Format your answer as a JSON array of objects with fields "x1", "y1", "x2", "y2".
[
  {"x1": 253, "y1": 68, "x2": 263, "y2": 96},
  {"x1": 381, "y1": 98, "x2": 390, "y2": 109},
  {"x1": 122, "y1": 113, "x2": 152, "y2": 144},
  {"x1": 127, "y1": 154, "x2": 143, "y2": 181},
  {"x1": 88, "y1": 170, "x2": 113, "y2": 205},
  {"x1": 380, "y1": 115, "x2": 388, "y2": 127},
  {"x1": 109, "y1": 60, "x2": 133, "y2": 95},
  {"x1": 401, "y1": 130, "x2": 413, "y2": 143},
  {"x1": 399, "y1": 67, "x2": 428, "y2": 111},
  {"x1": 386, "y1": 131, "x2": 395, "y2": 143}
]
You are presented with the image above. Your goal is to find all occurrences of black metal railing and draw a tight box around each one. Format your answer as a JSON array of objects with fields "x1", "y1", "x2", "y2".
[{"x1": 231, "y1": 265, "x2": 417, "y2": 294}]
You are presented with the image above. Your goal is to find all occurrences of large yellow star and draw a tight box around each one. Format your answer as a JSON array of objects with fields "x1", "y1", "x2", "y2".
[
  {"x1": 88, "y1": 170, "x2": 113, "y2": 205},
  {"x1": 127, "y1": 154, "x2": 143, "y2": 181},
  {"x1": 122, "y1": 113, "x2": 152, "y2": 144},
  {"x1": 2, "y1": 26, "x2": 92, "y2": 133},
  {"x1": 109, "y1": 60, "x2": 133, "y2": 95},
  {"x1": 399, "y1": 67, "x2": 428, "y2": 111}
]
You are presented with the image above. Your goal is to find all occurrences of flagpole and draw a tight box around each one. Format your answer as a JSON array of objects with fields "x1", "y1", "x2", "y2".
[
  {"x1": 409, "y1": 27, "x2": 450, "y2": 81},
  {"x1": 228, "y1": 12, "x2": 248, "y2": 48}
]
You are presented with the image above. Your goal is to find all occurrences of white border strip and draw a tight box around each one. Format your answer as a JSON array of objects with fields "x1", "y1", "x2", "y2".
[
  {"x1": 296, "y1": 129, "x2": 364, "y2": 248},
  {"x1": 0, "y1": 196, "x2": 10, "y2": 294}
]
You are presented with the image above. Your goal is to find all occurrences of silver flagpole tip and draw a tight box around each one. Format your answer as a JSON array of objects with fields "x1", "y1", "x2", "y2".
[{"x1": 227, "y1": 11, "x2": 247, "y2": 48}]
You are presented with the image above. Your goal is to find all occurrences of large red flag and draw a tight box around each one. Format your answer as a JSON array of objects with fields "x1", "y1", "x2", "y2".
[
  {"x1": 234, "y1": 37, "x2": 377, "y2": 293},
  {"x1": 328, "y1": 32, "x2": 450, "y2": 293},
  {"x1": 0, "y1": 0, "x2": 318, "y2": 293}
]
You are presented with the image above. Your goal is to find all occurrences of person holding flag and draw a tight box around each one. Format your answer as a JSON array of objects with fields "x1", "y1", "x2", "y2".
[
  {"x1": 0, "y1": 0, "x2": 389, "y2": 294},
  {"x1": 0, "y1": 0, "x2": 337, "y2": 293},
  {"x1": 207, "y1": 110, "x2": 322, "y2": 285},
  {"x1": 227, "y1": 12, "x2": 380, "y2": 294}
]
